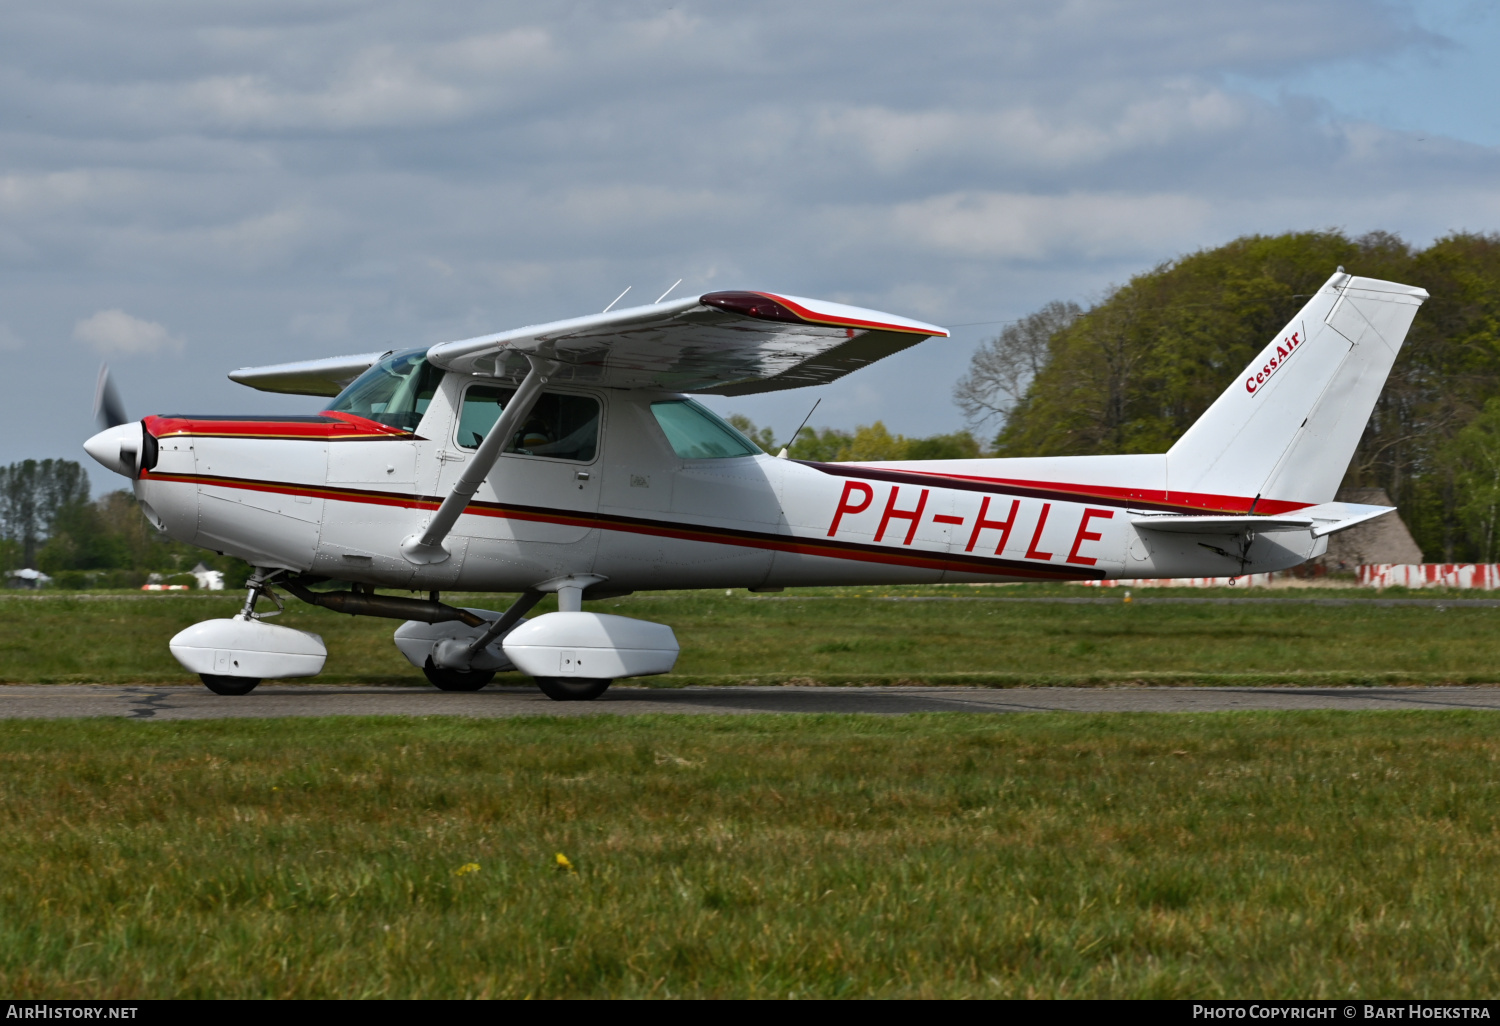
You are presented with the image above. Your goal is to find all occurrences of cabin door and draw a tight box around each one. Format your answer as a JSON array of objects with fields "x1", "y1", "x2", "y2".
[{"x1": 438, "y1": 381, "x2": 603, "y2": 552}]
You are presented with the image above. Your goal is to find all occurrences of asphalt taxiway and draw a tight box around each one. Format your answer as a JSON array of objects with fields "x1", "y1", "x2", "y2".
[{"x1": 2, "y1": 684, "x2": 1500, "y2": 720}]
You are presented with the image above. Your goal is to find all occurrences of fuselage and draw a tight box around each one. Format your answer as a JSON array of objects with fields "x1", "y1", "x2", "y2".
[{"x1": 131, "y1": 369, "x2": 1324, "y2": 593}]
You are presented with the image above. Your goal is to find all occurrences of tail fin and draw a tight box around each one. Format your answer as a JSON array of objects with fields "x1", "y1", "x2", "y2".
[{"x1": 1166, "y1": 270, "x2": 1427, "y2": 506}]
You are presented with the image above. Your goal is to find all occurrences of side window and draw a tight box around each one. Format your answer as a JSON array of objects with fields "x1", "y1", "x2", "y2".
[
  {"x1": 650, "y1": 400, "x2": 761, "y2": 459},
  {"x1": 458, "y1": 386, "x2": 600, "y2": 462}
]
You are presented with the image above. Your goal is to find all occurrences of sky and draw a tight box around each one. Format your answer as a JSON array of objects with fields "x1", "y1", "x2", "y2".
[{"x1": 4, "y1": 0, "x2": 1500, "y2": 485}]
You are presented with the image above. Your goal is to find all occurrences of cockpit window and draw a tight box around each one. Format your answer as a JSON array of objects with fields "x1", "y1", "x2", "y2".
[
  {"x1": 650, "y1": 400, "x2": 761, "y2": 459},
  {"x1": 458, "y1": 385, "x2": 600, "y2": 462},
  {"x1": 325, "y1": 349, "x2": 443, "y2": 431}
]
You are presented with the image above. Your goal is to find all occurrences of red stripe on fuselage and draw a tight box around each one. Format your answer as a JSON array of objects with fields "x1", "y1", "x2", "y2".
[
  {"x1": 143, "y1": 420, "x2": 1300, "y2": 519},
  {"x1": 144, "y1": 412, "x2": 417, "y2": 441},
  {"x1": 801, "y1": 461, "x2": 1311, "y2": 516},
  {"x1": 142, "y1": 469, "x2": 1102, "y2": 581}
]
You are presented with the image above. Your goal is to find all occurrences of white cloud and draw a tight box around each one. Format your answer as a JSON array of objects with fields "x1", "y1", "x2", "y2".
[
  {"x1": 0, "y1": 323, "x2": 24, "y2": 351},
  {"x1": 437, "y1": 27, "x2": 556, "y2": 75},
  {"x1": 73, "y1": 310, "x2": 183, "y2": 356},
  {"x1": 812, "y1": 89, "x2": 1253, "y2": 174},
  {"x1": 0, "y1": 170, "x2": 143, "y2": 216},
  {"x1": 880, "y1": 190, "x2": 1213, "y2": 261},
  {"x1": 181, "y1": 60, "x2": 471, "y2": 131}
]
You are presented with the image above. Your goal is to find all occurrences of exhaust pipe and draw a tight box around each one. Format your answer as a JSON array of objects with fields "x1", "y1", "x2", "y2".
[{"x1": 279, "y1": 579, "x2": 486, "y2": 627}]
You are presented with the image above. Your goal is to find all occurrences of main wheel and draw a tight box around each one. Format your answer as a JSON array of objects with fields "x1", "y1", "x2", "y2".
[
  {"x1": 201, "y1": 674, "x2": 261, "y2": 695},
  {"x1": 423, "y1": 659, "x2": 495, "y2": 692},
  {"x1": 534, "y1": 677, "x2": 612, "y2": 702}
]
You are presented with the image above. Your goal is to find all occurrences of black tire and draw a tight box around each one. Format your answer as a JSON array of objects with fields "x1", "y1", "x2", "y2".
[
  {"x1": 423, "y1": 659, "x2": 495, "y2": 692},
  {"x1": 534, "y1": 676, "x2": 612, "y2": 702},
  {"x1": 201, "y1": 674, "x2": 261, "y2": 696}
]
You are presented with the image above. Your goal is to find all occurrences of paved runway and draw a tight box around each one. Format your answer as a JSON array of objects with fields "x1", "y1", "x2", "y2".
[{"x1": 3, "y1": 684, "x2": 1500, "y2": 720}]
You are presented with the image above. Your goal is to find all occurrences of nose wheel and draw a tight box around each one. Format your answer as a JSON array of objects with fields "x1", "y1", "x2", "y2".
[
  {"x1": 200, "y1": 674, "x2": 261, "y2": 695},
  {"x1": 534, "y1": 677, "x2": 612, "y2": 701}
]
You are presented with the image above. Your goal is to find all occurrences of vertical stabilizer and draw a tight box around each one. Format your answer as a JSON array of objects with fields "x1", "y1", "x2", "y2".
[{"x1": 1166, "y1": 271, "x2": 1427, "y2": 506}]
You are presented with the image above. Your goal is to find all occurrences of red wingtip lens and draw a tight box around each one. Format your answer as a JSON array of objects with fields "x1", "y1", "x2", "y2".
[{"x1": 700, "y1": 291, "x2": 805, "y2": 324}]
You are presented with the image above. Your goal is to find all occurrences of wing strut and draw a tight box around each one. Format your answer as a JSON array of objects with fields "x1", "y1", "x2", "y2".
[{"x1": 400, "y1": 355, "x2": 551, "y2": 565}]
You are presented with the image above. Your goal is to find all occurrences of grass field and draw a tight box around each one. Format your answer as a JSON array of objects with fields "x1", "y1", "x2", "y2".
[
  {"x1": 2, "y1": 712, "x2": 1498, "y2": 998},
  {"x1": 2, "y1": 585, "x2": 1498, "y2": 686}
]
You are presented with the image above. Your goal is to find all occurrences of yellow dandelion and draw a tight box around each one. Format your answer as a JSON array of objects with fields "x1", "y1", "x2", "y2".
[
  {"x1": 454, "y1": 862, "x2": 480, "y2": 877},
  {"x1": 555, "y1": 852, "x2": 575, "y2": 872}
]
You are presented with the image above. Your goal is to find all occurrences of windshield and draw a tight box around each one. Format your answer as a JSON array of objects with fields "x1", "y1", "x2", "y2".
[{"x1": 324, "y1": 349, "x2": 443, "y2": 431}]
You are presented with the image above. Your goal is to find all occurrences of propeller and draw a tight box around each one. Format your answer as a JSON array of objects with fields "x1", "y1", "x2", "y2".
[
  {"x1": 94, "y1": 364, "x2": 127, "y2": 430},
  {"x1": 84, "y1": 364, "x2": 151, "y2": 479}
]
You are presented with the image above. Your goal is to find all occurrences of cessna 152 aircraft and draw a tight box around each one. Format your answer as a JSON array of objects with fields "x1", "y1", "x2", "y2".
[{"x1": 83, "y1": 271, "x2": 1426, "y2": 699}]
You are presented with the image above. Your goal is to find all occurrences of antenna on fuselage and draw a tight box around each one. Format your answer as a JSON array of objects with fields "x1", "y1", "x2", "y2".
[
  {"x1": 776, "y1": 397, "x2": 821, "y2": 459},
  {"x1": 603, "y1": 286, "x2": 632, "y2": 313},
  {"x1": 655, "y1": 279, "x2": 683, "y2": 304}
]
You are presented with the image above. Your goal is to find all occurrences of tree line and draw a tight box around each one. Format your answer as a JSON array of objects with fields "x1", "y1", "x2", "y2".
[
  {"x1": 0, "y1": 460, "x2": 246, "y2": 588},
  {"x1": 951, "y1": 229, "x2": 1500, "y2": 562},
  {"x1": 726, "y1": 416, "x2": 985, "y2": 463}
]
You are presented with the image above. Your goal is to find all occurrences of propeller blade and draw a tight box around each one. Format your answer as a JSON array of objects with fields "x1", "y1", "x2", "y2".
[{"x1": 94, "y1": 364, "x2": 127, "y2": 429}]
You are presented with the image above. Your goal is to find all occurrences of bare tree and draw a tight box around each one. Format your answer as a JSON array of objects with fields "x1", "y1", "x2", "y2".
[{"x1": 953, "y1": 300, "x2": 1081, "y2": 430}]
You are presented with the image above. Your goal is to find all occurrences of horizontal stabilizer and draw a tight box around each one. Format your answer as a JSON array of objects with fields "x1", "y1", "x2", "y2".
[
  {"x1": 1132, "y1": 514, "x2": 1313, "y2": 534},
  {"x1": 1300, "y1": 501, "x2": 1397, "y2": 538},
  {"x1": 1133, "y1": 502, "x2": 1394, "y2": 538},
  {"x1": 229, "y1": 352, "x2": 387, "y2": 397}
]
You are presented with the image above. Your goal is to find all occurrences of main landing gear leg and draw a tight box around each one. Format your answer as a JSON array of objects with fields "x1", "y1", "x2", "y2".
[{"x1": 422, "y1": 588, "x2": 545, "y2": 692}]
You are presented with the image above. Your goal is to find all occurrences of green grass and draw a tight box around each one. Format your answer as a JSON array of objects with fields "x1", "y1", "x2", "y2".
[
  {"x1": 2, "y1": 712, "x2": 1499, "y2": 997},
  {"x1": 2, "y1": 586, "x2": 1499, "y2": 686}
]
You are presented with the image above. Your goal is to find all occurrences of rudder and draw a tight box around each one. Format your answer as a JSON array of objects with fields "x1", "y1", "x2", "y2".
[{"x1": 1166, "y1": 270, "x2": 1427, "y2": 507}]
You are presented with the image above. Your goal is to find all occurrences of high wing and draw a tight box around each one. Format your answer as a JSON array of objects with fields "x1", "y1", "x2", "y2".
[
  {"x1": 226, "y1": 293, "x2": 946, "y2": 398},
  {"x1": 423, "y1": 291, "x2": 948, "y2": 394},
  {"x1": 229, "y1": 351, "x2": 389, "y2": 397}
]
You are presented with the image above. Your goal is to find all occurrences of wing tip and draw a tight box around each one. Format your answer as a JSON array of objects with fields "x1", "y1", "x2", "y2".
[{"x1": 701, "y1": 290, "x2": 948, "y2": 337}]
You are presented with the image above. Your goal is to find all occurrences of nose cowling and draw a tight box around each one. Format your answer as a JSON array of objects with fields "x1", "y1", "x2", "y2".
[{"x1": 84, "y1": 422, "x2": 147, "y2": 478}]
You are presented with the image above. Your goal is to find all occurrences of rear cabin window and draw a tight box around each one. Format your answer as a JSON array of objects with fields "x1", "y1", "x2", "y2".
[
  {"x1": 458, "y1": 386, "x2": 600, "y2": 462},
  {"x1": 324, "y1": 348, "x2": 442, "y2": 431},
  {"x1": 650, "y1": 400, "x2": 761, "y2": 459}
]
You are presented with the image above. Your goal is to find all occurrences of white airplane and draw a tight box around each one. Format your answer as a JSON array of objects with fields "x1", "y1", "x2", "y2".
[{"x1": 83, "y1": 272, "x2": 1426, "y2": 699}]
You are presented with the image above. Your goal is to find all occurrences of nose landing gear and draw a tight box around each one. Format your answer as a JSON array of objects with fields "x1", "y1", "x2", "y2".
[
  {"x1": 533, "y1": 677, "x2": 613, "y2": 701},
  {"x1": 200, "y1": 673, "x2": 262, "y2": 696},
  {"x1": 169, "y1": 569, "x2": 327, "y2": 696}
]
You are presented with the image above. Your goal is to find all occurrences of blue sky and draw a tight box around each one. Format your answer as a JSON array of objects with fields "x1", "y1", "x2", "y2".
[
  {"x1": 2, "y1": 0, "x2": 1498, "y2": 482},
  {"x1": 1235, "y1": 0, "x2": 1500, "y2": 147}
]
